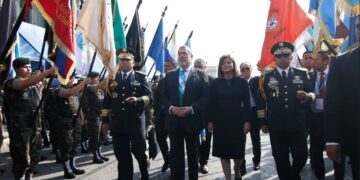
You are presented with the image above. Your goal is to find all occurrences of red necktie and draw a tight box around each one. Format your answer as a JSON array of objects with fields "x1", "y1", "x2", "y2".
[{"x1": 320, "y1": 72, "x2": 326, "y2": 98}]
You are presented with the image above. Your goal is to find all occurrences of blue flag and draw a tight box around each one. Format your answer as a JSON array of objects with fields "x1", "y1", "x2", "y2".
[{"x1": 148, "y1": 19, "x2": 165, "y2": 73}]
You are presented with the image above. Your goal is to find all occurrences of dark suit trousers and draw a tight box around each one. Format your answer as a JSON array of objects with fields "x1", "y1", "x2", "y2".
[
  {"x1": 155, "y1": 121, "x2": 170, "y2": 163},
  {"x1": 112, "y1": 132, "x2": 149, "y2": 180},
  {"x1": 308, "y1": 111, "x2": 325, "y2": 178},
  {"x1": 199, "y1": 129, "x2": 212, "y2": 166},
  {"x1": 250, "y1": 107, "x2": 261, "y2": 163},
  {"x1": 269, "y1": 130, "x2": 308, "y2": 180},
  {"x1": 169, "y1": 127, "x2": 199, "y2": 180}
]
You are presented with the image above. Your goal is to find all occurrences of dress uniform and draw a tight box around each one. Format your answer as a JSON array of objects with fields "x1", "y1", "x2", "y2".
[
  {"x1": 3, "y1": 58, "x2": 55, "y2": 179},
  {"x1": 101, "y1": 48, "x2": 152, "y2": 180},
  {"x1": 258, "y1": 42, "x2": 315, "y2": 180}
]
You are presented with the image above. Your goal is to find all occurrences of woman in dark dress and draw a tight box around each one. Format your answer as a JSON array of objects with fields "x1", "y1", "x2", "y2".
[{"x1": 208, "y1": 54, "x2": 251, "y2": 180}]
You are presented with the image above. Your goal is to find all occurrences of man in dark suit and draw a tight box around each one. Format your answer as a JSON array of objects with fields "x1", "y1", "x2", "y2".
[
  {"x1": 161, "y1": 46, "x2": 209, "y2": 180},
  {"x1": 239, "y1": 62, "x2": 262, "y2": 174},
  {"x1": 101, "y1": 48, "x2": 152, "y2": 180},
  {"x1": 152, "y1": 59, "x2": 178, "y2": 173},
  {"x1": 258, "y1": 42, "x2": 315, "y2": 180},
  {"x1": 325, "y1": 15, "x2": 360, "y2": 180},
  {"x1": 308, "y1": 51, "x2": 331, "y2": 180}
]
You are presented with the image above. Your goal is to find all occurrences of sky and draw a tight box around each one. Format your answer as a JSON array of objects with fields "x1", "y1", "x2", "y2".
[{"x1": 118, "y1": 0, "x2": 310, "y2": 74}]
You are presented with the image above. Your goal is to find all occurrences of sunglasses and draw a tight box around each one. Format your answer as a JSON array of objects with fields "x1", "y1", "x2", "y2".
[
  {"x1": 241, "y1": 67, "x2": 250, "y2": 72},
  {"x1": 275, "y1": 54, "x2": 291, "y2": 59}
]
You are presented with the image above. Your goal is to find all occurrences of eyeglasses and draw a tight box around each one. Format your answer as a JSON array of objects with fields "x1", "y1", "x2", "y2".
[{"x1": 241, "y1": 67, "x2": 250, "y2": 72}]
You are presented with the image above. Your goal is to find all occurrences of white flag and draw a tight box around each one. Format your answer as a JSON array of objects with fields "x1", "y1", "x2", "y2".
[{"x1": 77, "y1": 0, "x2": 117, "y2": 78}]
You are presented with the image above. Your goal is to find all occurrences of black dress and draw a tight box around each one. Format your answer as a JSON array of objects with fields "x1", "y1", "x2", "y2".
[{"x1": 209, "y1": 77, "x2": 251, "y2": 159}]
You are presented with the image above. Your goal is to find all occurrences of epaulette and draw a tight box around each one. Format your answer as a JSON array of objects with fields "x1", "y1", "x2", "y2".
[
  {"x1": 293, "y1": 67, "x2": 307, "y2": 72},
  {"x1": 135, "y1": 71, "x2": 146, "y2": 76},
  {"x1": 261, "y1": 67, "x2": 275, "y2": 75}
]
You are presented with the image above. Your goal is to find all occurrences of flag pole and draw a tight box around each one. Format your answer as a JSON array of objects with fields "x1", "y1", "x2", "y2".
[
  {"x1": 184, "y1": 30, "x2": 193, "y2": 46},
  {"x1": 0, "y1": 3, "x2": 28, "y2": 65},
  {"x1": 141, "y1": 6, "x2": 168, "y2": 68},
  {"x1": 322, "y1": 40, "x2": 338, "y2": 56},
  {"x1": 37, "y1": 24, "x2": 50, "y2": 71},
  {"x1": 73, "y1": 50, "x2": 97, "y2": 125}
]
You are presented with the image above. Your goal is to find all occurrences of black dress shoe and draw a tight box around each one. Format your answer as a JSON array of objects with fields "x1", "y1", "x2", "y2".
[
  {"x1": 93, "y1": 155, "x2": 104, "y2": 164},
  {"x1": 199, "y1": 165, "x2": 209, "y2": 174},
  {"x1": 253, "y1": 163, "x2": 260, "y2": 170}
]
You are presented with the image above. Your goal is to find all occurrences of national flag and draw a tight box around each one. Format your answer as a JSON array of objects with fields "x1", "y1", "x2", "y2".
[
  {"x1": 184, "y1": 30, "x2": 193, "y2": 47},
  {"x1": 309, "y1": 0, "x2": 343, "y2": 56},
  {"x1": 166, "y1": 29, "x2": 177, "y2": 61},
  {"x1": 111, "y1": 0, "x2": 126, "y2": 50},
  {"x1": 126, "y1": 10, "x2": 144, "y2": 69},
  {"x1": 258, "y1": 0, "x2": 313, "y2": 70},
  {"x1": 148, "y1": 19, "x2": 165, "y2": 73},
  {"x1": 0, "y1": 0, "x2": 18, "y2": 84},
  {"x1": 77, "y1": 0, "x2": 117, "y2": 78},
  {"x1": 33, "y1": 0, "x2": 76, "y2": 84}
]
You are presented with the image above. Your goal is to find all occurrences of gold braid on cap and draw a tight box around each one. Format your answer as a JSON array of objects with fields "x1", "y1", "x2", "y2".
[
  {"x1": 117, "y1": 53, "x2": 134, "y2": 60},
  {"x1": 273, "y1": 47, "x2": 292, "y2": 55}
]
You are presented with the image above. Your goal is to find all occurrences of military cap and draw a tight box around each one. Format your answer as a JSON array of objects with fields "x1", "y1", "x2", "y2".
[
  {"x1": 88, "y1": 72, "x2": 100, "y2": 78},
  {"x1": 271, "y1": 41, "x2": 294, "y2": 56},
  {"x1": 13, "y1": 57, "x2": 30, "y2": 68},
  {"x1": 116, "y1": 48, "x2": 135, "y2": 60}
]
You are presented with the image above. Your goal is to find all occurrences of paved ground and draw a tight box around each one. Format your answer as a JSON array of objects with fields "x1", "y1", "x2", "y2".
[{"x1": 0, "y1": 131, "x2": 354, "y2": 179}]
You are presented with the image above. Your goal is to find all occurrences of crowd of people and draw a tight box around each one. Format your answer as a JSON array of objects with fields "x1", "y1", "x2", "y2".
[{"x1": 0, "y1": 15, "x2": 359, "y2": 180}]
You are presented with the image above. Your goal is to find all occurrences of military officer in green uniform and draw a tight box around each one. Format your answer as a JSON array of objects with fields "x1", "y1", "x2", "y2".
[
  {"x1": 258, "y1": 42, "x2": 315, "y2": 180},
  {"x1": 101, "y1": 48, "x2": 152, "y2": 180},
  {"x1": 84, "y1": 72, "x2": 109, "y2": 163},
  {"x1": 53, "y1": 73, "x2": 89, "y2": 179},
  {"x1": 3, "y1": 58, "x2": 56, "y2": 179}
]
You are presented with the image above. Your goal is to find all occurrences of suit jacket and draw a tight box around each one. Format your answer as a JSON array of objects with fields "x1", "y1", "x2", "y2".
[
  {"x1": 324, "y1": 47, "x2": 360, "y2": 158},
  {"x1": 102, "y1": 71, "x2": 152, "y2": 134},
  {"x1": 257, "y1": 67, "x2": 314, "y2": 132},
  {"x1": 160, "y1": 68, "x2": 209, "y2": 133}
]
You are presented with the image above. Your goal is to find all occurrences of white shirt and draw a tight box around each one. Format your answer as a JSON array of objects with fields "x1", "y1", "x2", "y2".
[{"x1": 276, "y1": 66, "x2": 290, "y2": 77}]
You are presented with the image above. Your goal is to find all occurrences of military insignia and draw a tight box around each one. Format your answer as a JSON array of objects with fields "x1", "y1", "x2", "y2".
[
  {"x1": 122, "y1": 48, "x2": 127, "y2": 53},
  {"x1": 131, "y1": 81, "x2": 141, "y2": 86},
  {"x1": 268, "y1": 77, "x2": 279, "y2": 88},
  {"x1": 292, "y1": 76, "x2": 303, "y2": 84},
  {"x1": 279, "y1": 42, "x2": 284, "y2": 47},
  {"x1": 112, "y1": 92, "x2": 118, "y2": 98},
  {"x1": 110, "y1": 81, "x2": 118, "y2": 88}
]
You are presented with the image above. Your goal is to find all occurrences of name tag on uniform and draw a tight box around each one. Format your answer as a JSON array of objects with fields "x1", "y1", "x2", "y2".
[{"x1": 314, "y1": 98, "x2": 324, "y2": 110}]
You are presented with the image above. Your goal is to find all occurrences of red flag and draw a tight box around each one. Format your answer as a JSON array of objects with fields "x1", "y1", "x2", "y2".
[
  {"x1": 33, "y1": 0, "x2": 75, "y2": 84},
  {"x1": 258, "y1": 0, "x2": 312, "y2": 70}
]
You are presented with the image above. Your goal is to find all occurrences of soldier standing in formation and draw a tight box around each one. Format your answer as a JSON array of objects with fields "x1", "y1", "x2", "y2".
[
  {"x1": 53, "y1": 73, "x2": 89, "y2": 179},
  {"x1": 3, "y1": 58, "x2": 56, "y2": 179},
  {"x1": 84, "y1": 72, "x2": 109, "y2": 163},
  {"x1": 258, "y1": 42, "x2": 315, "y2": 180},
  {"x1": 101, "y1": 48, "x2": 152, "y2": 180}
]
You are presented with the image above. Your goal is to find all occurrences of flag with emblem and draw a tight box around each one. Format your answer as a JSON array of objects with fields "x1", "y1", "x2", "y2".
[
  {"x1": 126, "y1": 10, "x2": 144, "y2": 70},
  {"x1": 33, "y1": 0, "x2": 76, "y2": 84},
  {"x1": 258, "y1": 0, "x2": 312, "y2": 70},
  {"x1": 77, "y1": 0, "x2": 117, "y2": 78}
]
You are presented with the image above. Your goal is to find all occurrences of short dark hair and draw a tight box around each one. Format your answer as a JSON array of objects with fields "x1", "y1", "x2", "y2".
[
  {"x1": 302, "y1": 50, "x2": 313, "y2": 57},
  {"x1": 317, "y1": 51, "x2": 330, "y2": 61}
]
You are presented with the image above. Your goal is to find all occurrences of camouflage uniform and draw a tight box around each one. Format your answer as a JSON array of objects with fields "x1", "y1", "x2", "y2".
[{"x1": 3, "y1": 77, "x2": 42, "y2": 179}]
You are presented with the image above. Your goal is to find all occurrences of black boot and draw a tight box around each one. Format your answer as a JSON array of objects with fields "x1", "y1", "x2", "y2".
[
  {"x1": 97, "y1": 147, "x2": 109, "y2": 161},
  {"x1": 55, "y1": 150, "x2": 62, "y2": 163},
  {"x1": 93, "y1": 151, "x2": 104, "y2": 164},
  {"x1": 25, "y1": 168, "x2": 33, "y2": 180},
  {"x1": 80, "y1": 141, "x2": 89, "y2": 153},
  {"x1": 70, "y1": 157, "x2": 85, "y2": 175},
  {"x1": 63, "y1": 161, "x2": 75, "y2": 179}
]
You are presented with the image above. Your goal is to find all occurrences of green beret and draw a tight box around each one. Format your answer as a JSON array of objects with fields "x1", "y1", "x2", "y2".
[{"x1": 13, "y1": 57, "x2": 30, "y2": 68}]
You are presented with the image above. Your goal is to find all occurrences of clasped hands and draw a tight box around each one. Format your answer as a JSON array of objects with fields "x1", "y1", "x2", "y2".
[{"x1": 171, "y1": 106, "x2": 192, "y2": 117}]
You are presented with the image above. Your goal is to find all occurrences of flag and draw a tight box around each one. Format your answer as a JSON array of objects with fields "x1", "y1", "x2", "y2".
[
  {"x1": 0, "y1": 0, "x2": 18, "y2": 85},
  {"x1": 339, "y1": 14, "x2": 359, "y2": 52},
  {"x1": 77, "y1": 0, "x2": 117, "y2": 78},
  {"x1": 166, "y1": 29, "x2": 177, "y2": 61},
  {"x1": 111, "y1": 0, "x2": 126, "y2": 50},
  {"x1": 74, "y1": 30, "x2": 90, "y2": 76},
  {"x1": 309, "y1": 0, "x2": 343, "y2": 56},
  {"x1": 33, "y1": 0, "x2": 75, "y2": 84},
  {"x1": 184, "y1": 30, "x2": 193, "y2": 47},
  {"x1": 258, "y1": 0, "x2": 313, "y2": 70},
  {"x1": 148, "y1": 19, "x2": 165, "y2": 73},
  {"x1": 126, "y1": 10, "x2": 144, "y2": 69}
]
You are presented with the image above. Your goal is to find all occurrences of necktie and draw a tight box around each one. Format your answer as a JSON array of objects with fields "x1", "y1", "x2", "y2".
[
  {"x1": 281, "y1": 71, "x2": 287, "y2": 80},
  {"x1": 179, "y1": 70, "x2": 187, "y2": 106},
  {"x1": 123, "y1": 73, "x2": 127, "y2": 81},
  {"x1": 319, "y1": 72, "x2": 326, "y2": 98}
]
